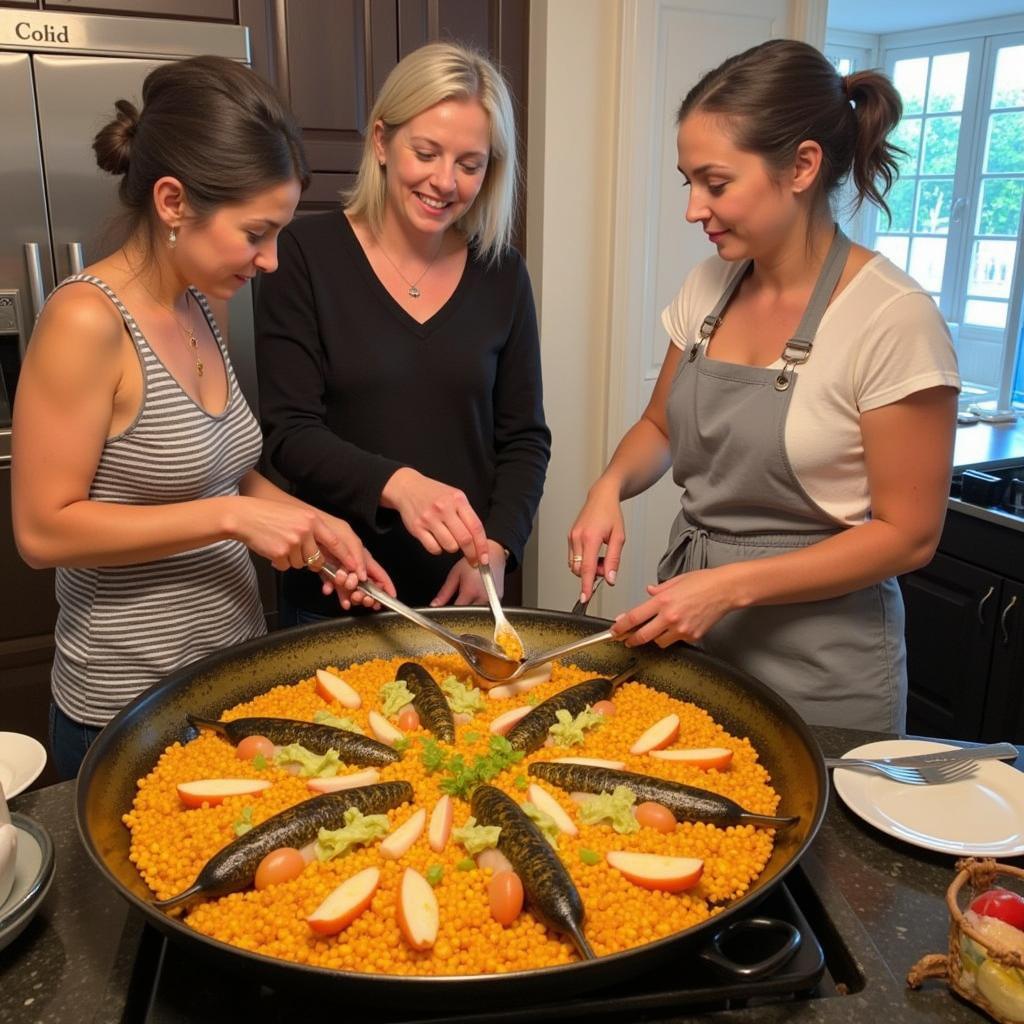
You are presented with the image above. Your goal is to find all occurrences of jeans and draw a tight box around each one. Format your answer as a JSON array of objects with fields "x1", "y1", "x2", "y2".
[{"x1": 48, "y1": 702, "x2": 103, "y2": 781}]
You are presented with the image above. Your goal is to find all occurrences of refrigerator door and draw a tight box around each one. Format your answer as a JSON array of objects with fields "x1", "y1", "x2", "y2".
[{"x1": 33, "y1": 55, "x2": 165, "y2": 283}]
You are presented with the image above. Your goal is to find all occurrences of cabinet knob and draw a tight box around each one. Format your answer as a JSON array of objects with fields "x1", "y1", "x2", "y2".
[
  {"x1": 1000, "y1": 595, "x2": 1018, "y2": 645},
  {"x1": 978, "y1": 585, "x2": 995, "y2": 624}
]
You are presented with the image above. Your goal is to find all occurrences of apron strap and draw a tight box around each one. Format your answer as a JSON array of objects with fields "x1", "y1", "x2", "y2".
[
  {"x1": 689, "y1": 261, "x2": 752, "y2": 362},
  {"x1": 774, "y1": 228, "x2": 851, "y2": 390}
]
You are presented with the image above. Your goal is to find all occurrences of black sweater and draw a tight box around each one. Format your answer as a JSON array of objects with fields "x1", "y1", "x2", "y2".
[{"x1": 255, "y1": 211, "x2": 551, "y2": 611}]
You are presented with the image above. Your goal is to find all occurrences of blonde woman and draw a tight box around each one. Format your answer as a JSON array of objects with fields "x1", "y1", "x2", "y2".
[{"x1": 256, "y1": 42, "x2": 550, "y2": 619}]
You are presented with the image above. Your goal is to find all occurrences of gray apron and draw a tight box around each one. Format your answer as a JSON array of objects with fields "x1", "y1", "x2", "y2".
[{"x1": 657, "y1": 230, "x2": 906, "y2": 731}]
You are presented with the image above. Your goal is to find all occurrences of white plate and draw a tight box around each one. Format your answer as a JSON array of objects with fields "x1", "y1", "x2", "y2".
[
  {"x1": 832, "y1": 739, "x2": 1024, "y2": 857},
  {"x1": 0, "y1": 734, "x2": 47, "y2": 799}
]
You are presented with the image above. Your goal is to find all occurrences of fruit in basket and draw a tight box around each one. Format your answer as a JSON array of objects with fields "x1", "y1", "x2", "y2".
[
  {"x1": 965, "y1": 909, "x2": 1024, "y2": 957},
  {"x1": 971, "y1": 889, "x2": 1024, "y2": 932},
  {"x1": 975, "y1": 959, "x2": 1024, "y2": 1022}
]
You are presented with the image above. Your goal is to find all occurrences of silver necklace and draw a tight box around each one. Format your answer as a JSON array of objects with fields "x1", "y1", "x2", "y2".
[{"x1": 374, "y1": 234, "x2": 444, "y2": 298}]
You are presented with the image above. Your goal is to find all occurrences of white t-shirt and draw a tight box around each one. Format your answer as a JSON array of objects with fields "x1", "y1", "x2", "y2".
[{"x1": 660, "y1": 253, "x2": 961, "y2": 526}]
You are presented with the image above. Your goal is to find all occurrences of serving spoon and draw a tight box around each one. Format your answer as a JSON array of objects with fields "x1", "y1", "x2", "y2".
[
  {"x1": 478, "y1": 563, "x2": 526, "y2": 660},
  {"x1": 319, "y1": 565, "x2": 633, "y2": 686}
]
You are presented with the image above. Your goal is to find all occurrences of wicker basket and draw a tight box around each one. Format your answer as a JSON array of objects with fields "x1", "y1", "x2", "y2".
[{"x1": 908, "y1": 858, "x2": 1024, "y2": 1024}]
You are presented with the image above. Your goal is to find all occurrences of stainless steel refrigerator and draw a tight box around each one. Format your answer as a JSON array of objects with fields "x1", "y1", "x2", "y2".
[{"x1": 0, "y1": 10, "x2": 255, "y2": 757}]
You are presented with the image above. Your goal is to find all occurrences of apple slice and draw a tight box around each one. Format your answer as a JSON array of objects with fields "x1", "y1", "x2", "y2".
[
  {"x1": 397, "y1": 867, "x2": 439, "y2": 950},
  {"x1": 428, "y1": 795, "x2": 453, "y2": 853},
  {"x1": 552, "y1": 756, "x2": 626, "y2": 770},
  {"x1": 649, "y1": 747, "x2": 733, "y2": 770},
  {"x1": 307, "y1": 866, "x2": 380, "y2": 936},
  {"x1": 606, "y1": 851, "x2": 704, "y2": 893},
  {"x1": 177, "y1": 778, "x2": 271, "y2": 808},
  {"x1": 380, "y1": 808, "x2": 427, "y2": 860},
  {"x1": 368, "y1": 710, "x2": 405, "y2": 747},
  {"x1": 315, "y1": 668, "x2": 361, "y2": 709},
  {"x1": 486, "y1": 662, "x2": 553, "y2": 700},
  {"x1": 307, "y1": 768, "x2": 380, "y2": 793},
  {"x1": 526, "y1": 784, "x2": 578, "y2": 836},
  {"x1": 629, "y1": 714, "x2": 680, "y2": 755},
  {"x1": 489, "y1": 706, "x2": 532, "y2": 736}
]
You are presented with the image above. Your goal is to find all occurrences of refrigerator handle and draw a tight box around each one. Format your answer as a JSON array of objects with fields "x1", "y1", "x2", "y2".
[
  {"x1": 67, "y1": 242, "x2": 85, "y2": 276},
  {"x1": 23, "y1": 243, "x2": 46, "y2": 334}
]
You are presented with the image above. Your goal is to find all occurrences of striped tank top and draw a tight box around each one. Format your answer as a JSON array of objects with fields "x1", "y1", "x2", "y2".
[{"x1": 51, "y1": 275, "x2": 267, "y2": 726}]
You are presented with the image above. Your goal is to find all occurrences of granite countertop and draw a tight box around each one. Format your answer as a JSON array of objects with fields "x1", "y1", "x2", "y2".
[{"x1": 1, "y1": 726, "x2": 1022, "y2": 1024}]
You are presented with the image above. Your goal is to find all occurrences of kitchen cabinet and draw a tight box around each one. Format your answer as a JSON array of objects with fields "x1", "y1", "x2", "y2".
[
  {"x1": 901, "y1": 510, "x2": 1024, "y2": 742},
  {"x1": 41, "y1": 0, "x2": 236, "y2": 19}
]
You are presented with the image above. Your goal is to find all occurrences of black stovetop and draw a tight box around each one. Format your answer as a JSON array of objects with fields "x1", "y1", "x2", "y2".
[{"x1": 124, "y1": 866, "x2": 862, "y2": 1024}]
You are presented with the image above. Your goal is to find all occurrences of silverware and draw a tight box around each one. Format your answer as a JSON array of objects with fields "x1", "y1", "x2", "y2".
[
  {"x1": 318, "y1": 567, "x2": 519, "y2": 682},
  {"x1": 823, "y1": 756, "x2": 977, "y2": 785},
  {"x1": 478, "y1": 563, "x2": 526, "y2": 660},
  {"x1": 571, "y1": 575, "x2": 604, "y2": 616},
  {"x1": 858, "y1": 742, "x2": 1018, "y2": 768}
]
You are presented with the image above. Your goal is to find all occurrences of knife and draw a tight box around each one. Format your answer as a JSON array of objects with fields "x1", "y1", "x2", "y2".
[{"x1": 834, "y1": 742, "x2": 1019, "y2": 768}]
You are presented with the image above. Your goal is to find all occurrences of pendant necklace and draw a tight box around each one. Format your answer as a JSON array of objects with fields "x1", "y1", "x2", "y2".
[
  {"x1": 375, "y1": 233, "x2": 445, "y2": 299},
  {"x1": 141, "y1": 282, "x2": 204, "y2": 376}
]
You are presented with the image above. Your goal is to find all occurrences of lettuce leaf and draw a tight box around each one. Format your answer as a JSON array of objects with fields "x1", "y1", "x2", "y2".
[
  {"x1": 441, "y1": 676, "x2": 486, "y2": 716},
  {"x1": 379, "y1": 679, "x2": 415, "y2": 717},
  {"x1": 547, "y1": 705, "x2": 604, "y2": 747},
  {"x1": 274, "y1": 743, "x2": 343, "y2": 778},
  {"x1": 578, "y1": 786, "x2": 640, "y2": 834},
  {"x1": 316, "y1": 807, "x2": 389, "y2": 861},
  {"x1": 313, "y1": 709, "x2": 363, "y2": 733},
  {"x1": 452, "y1": 816, "x2": 502, "y2": 855}
]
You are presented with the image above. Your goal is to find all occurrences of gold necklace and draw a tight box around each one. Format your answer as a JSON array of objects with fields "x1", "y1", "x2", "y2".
[
  {"x1": 140, "y1": 283, "x2": 204, "y2": 377},
  {"x1": 374, "y1": 233, "x2": 445, "y2": 298}
]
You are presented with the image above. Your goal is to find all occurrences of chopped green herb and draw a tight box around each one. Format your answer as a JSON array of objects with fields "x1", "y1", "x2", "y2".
[
  {"x1": 393, "y1": 737, "x2": 411, "y2": 753},
  {"x1": 379, "y1": 679, "x2": 415, "y2": 717},
  {"x1": 316, "y1": 807, "x2": 389, "y2": 861},
  {"x1": 232, "y1": 806, "x2": 255, "y2": 836},
  {"x1": 437, "y1": 735, "x2": 525, "y2": 799},
  {"x1": 513, "y1": 774, "x2": 528, "y2": 791},
  {"x1": 441, "y1": 675, "x2": 486, "y2": 716},
  {"x1": 456, "y1": 857, "x2": 476, "y2": 871},
  {"x1": 579, "y1": 847, "x2": 601, "y2": 866},
  {"x1": 526, "y1": 693, "x2": 540, "y2": 706},
  {"x1": 452, "y1": 817, "x2": 502, "y2": 855},
  {"x1": 425, "y1": 864, "x2": 444, "y2": 887},
  {"x1": 463, "y1": 731, "x2": 480, "y2": 743},
  {"x1": 421, "y1": 738, "x2": 449, "y2": 774},
  {"x1": 251, "y1": 753, "x2": 267, "y2": 770}
]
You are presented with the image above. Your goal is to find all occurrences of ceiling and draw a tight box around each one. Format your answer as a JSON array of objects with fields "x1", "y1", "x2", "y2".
[{"x1": 827, "y1": 0, "x2": 1024, "y2": 33}]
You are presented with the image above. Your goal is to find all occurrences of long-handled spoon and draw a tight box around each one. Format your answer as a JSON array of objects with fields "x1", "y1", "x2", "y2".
[{"x1": 478, "y1": 563, "x2": 526, "y2": 660}]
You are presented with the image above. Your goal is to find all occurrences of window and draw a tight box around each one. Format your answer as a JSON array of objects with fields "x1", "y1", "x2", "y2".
[{"x1": 831, "y1": 20, "x2": 1024, "y2": 410}]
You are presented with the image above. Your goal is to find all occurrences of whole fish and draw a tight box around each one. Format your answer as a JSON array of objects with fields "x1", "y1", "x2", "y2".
[
  {"x1": 505, "y1": 663, "x2": 637, "y2": 753},
  {"x1": 471, "y1": 784, "x2": 594, "y2": 960},
  {"x1": 396, "y1": 662, "x2": 455, "y2": 742},
  {"x1": 528, "y1": 762, "x2": 797, "y2": 829},
  {"x1": 188, "y1": 714, "x2": 399, "y2": 767},
  {"x1": 153, "y1": 781, "x2": 413, "y2": 909}
]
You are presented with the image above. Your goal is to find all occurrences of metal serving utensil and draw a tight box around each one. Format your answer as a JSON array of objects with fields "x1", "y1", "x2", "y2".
[
  {"x1": 478, "y1": 563, "x2": 526, "y2": 660},
  {"x1": 823, "y1": 757, "x2": 977, "y2": 785},
  {"x1": 318, "y1": 566, "x2": 520, "y2": 681}
]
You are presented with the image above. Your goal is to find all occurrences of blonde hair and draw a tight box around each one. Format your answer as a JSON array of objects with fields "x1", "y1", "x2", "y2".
[{"x1": 344, "y1": 42, "x2": 518, "y2": 263}]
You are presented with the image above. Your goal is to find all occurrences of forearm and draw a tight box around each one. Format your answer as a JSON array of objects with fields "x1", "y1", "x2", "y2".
[
  {"x1": 596, "y1": 417, "x2": 673, "y2": 502},
  {"x1": 15, "y1": 494, "x2": 241, "y2": 570},
  {"x1": 725, "y1": 516, "x2": 939, "y2": 610}
]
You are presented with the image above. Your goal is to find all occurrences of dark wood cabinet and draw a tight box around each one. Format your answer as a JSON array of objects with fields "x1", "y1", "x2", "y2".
[
  {"x1": 901, "y1": 511, "x2": 1024, "y2": 742},
  {"x1": 40, "y1": 0, "x2": 236, "y2": 19}
]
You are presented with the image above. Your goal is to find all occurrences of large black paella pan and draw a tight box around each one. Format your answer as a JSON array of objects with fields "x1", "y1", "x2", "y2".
[{"x1": 76, "y1": 606, "x2": 827, "y2": 1007}]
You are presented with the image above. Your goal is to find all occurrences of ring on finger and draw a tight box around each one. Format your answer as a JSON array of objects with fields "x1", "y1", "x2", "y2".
[
  {"x1": 571, "y1": 554, "x2": 583, "y2": 564},
  {"x1": 304, "y1": 548, "x2": 323, "y2": 568}
]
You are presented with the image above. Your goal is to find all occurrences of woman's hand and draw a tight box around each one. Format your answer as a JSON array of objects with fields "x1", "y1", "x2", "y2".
[
  {"x1": 430, "y1": 542, "x2": 508, "y2": 607},
  {"x1": 381, "y1": 467, "x2": 490, "y2": 566},
  {"x1": 567, "y1": 479, "x2": 625, "y2": 602},
  {"x1": 315, "y1": 515, "x2": 397, "y2": 611},
  {"x1": 226, "y1": 497, "x2": 341, "y2": 572},
  {"x1": 612, "y1": 565, "x2": 744, "y2": 648}
]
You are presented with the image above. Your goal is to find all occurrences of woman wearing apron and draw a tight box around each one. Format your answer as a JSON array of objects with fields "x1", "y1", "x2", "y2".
[{"x1": 568, "y1": 40, "x2": 960, "y2": 731}]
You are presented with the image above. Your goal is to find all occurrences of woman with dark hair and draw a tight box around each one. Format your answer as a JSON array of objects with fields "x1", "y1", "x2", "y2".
[
  {"x1": 12, "y1": 56, "x2": 392, "y2": 779},
  {"x1": 256, "y1": 42, "x2": 550, "y2": 619},
  {"x1": 569, "y1": 39, "x2": 960, "y2": 731}
]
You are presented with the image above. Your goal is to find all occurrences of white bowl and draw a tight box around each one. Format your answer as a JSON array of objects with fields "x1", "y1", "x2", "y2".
[
  {"x1": 0, "y1": 813, "x2": 55, "y2": 953},
  {"x1": 0, "y1": 734, "x2": 47, "y2": 798}
]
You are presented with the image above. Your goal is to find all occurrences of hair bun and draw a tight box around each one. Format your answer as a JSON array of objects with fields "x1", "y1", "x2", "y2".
[{"x1": 93, "y1": 98, "x2": 140, "y2": 176}]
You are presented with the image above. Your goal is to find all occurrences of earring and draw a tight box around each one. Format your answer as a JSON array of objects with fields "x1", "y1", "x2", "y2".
[{"x1": 168, "y1": 226, "x2": 177, "y2": 248}]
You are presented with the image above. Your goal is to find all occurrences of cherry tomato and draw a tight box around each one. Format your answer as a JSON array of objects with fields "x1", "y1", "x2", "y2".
[
  {"x1": 634, "y1": 801, "x2": 677, "y2": 833},
  {"x1": 254, "y1": 847, "x2": 306, "y2": 890},
  {"x1": 488, "y1": 870, "x2": 524, "y2": 926},
  {"x1": 397, "y1": 706, "x2": 421, "y2": 731},
  {"x1": 592, "y1": 700, "x2": 616, "y2": 718},
  {"x1": 970, "y1": 888, "x2": 1024, "y2": 931},
  {"x1": 236, "y1": 735, "x2": 276, "y2": 761}
]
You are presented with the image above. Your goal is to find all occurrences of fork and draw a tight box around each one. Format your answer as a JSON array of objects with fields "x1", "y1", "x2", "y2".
[{"x1": 823, "y1": 757, "x2": 978, "y2": 785}]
